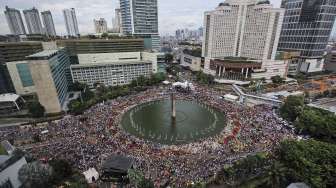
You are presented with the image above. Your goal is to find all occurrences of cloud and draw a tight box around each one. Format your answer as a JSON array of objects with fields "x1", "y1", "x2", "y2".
[{"x1": 0, "y1": 0, "x2": 295, "y2": 36}]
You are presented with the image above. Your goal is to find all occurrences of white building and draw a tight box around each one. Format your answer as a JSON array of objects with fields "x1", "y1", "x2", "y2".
[
  {"x1": 180, "y1": 52, "x2": 203, "y2": 72},
  {"x1": 0, "y1": 93, "x2": 25, "y2": 114},
  {"x1": 71, "y1": 52, "x2": 160, "y2": 88},
  {"x1": 23, "y1": 7, "x2": 44, "y2": 34},
  {"x1": 94, "y1": 18, "x2": 108, "y2": 34},
  {"x1": 63, "y1": 8, "x2": 79, "y2": 37},
  {"x1": 4, "y1": 6, "x2": 26, "y2": 35},
  {"x1": 251, "y1": 59, "x2": 288, "y2": 80},
  {"x1": 113, "y1": 8, "x2": 122, "y2": 33},
  {"x1": 41, "y1": 11, "x2": 57, "y2": 37},
  {"x1": 202, "y1": 0, "x2": 284, "y2": 60}
]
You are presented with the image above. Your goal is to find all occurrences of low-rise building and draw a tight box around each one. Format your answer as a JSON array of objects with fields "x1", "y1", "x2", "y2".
[
  {"x1": 180, "y1": 53, "x2": 202, "y2": 72},
  {"x1": 324, "y1": 46, "x2": 336, "y2": 72},
  {"x1": 71, "y1": 52, "x2": 159, "y2": 88},
  {"x1": 0, "y1": 93, "x2": 25, "y2": 114},
  {"x1": 252, "y1": 60, "x2": 288, "y2": 80}
]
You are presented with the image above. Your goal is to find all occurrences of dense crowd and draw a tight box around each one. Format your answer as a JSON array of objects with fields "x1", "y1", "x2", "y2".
[{"x1": 0, "y1": 85, "x2": 295, "y2": 187}]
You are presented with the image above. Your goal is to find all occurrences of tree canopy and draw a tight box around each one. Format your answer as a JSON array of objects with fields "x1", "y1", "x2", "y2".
[
  {"x1": 195, "y1": 71, "x2": 214, "y2": 85},
  {"x1": 280, "y1": 95, "x2": 305, "y2": 122},
  {"x1": 18, "y1": 161, "x2": 53, "y2": 188},
  {"x1": 28, "y1": 101, "x2": 45, "y2": 118},
  {"x1": 278, "y1": 140, "x2": 336, "y2": 188},
  {"x1": 271, "y1": 75, "x2": 284, "y2": 84},
  {"x1": 295, "y1": 107, "x2": 336, "y2": 143}
]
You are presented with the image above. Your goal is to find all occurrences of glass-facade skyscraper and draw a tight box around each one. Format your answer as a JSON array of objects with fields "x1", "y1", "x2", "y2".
[
  {"x1": 23, "y1": 7, "x2": 44, "y2": 34},
  {"x1": 278, "y1": 0, "x2": 336, "y2": 58},
  {"x1": 4, "y1": 6, "x2": 26, "y2": 35},
  {"x1": 41, "y1": 11, "x2": 57, "y2": 37},
  {"x1": 120, "y1": 0, "x2": 160, "y2": 51}
]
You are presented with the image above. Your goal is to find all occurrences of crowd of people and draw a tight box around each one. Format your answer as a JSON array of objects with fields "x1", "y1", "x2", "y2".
[{"x1": 0, "y1": 85, "x2": 295, "y2": 187}]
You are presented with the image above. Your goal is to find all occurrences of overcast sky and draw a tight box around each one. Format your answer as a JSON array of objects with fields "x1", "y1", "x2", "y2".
[{"x1": 0, "y1": 0, "x2": 334, "y2": 37}]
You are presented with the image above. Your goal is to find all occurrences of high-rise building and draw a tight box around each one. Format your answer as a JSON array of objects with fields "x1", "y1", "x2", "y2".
[
  {"x1": 28, "y1": 49, "x2": 71, "y2": 113},
  {"x1": 94, "y1": 18, "x2": 108, "y2": 33},
  {"x1": 4, "y1": 6, "x2": 26, "y2": 35},
  {"x1": 120, "y1": 0, "x2": 160, "y2": 50},
  {"x1": 113, "y1": 8, "x2": 122, "y2": 33},
  {"x1": 23, "y1": 7, "x2": 44, "y2": 34},
  {"x1": 63, "y1": 8, "x2": 80, "y2": 37},
  {"x1": 202, "y1": 0, "x2": 284, "y2": 60},
  {"x1": 41, "y1": 11, "x2": 57, "y2": 37},
  {"x1": 278, "y1": 0, "x2": 336, "y2": 73}
]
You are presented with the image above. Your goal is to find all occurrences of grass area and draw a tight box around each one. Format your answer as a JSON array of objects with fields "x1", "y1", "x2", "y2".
[{"x1": 0, "y1": 145, "x2": 8, "y2": 155}]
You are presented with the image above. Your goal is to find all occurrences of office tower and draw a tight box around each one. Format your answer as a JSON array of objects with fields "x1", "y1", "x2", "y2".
[
  {"x1": 278, "y1": 0, "x2": 336, "y2": 73},
  {"x1": 23, "y1": 7, "x2": 44, "y2": 34},
  {"x1": 202, "y1": 0, "x2": 284, "y2": 60},
  {"x1": 63, "y1": 8, "x2": 80, "y2": 37},
  {"x1": 28, "y1": 49, "x2": 70, "y2": 113},
  {"x1": 41, "y1": 11, "x2": 57, "y2": 37},
  {"x1": 94, "y1": 18, "x2": 108, "y2": 33},
  {"x1": 4, "y1": 6, "x2": 26, "y2": 35},
  {"x1": 119, "y1": 0, "x2": 160, "y2": 50},
  {"x1": 113, "y1": 8, "x2": 122, "y2": 33}
]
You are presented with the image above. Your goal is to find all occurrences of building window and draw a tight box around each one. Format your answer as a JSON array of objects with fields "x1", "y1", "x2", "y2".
[{"x1": 16, "y1": 63, "x2": 34, "y2": 87}]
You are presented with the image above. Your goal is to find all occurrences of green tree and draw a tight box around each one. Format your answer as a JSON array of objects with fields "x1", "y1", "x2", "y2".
[
  {"x1": 278, "y1": 140, "x2": 336, "y2": 188},
  {"x1": 164, "y1": 53, "x2": 174, "y2": 63},
  {"x1": 264, "y1": 161, "x2": 288, "y2": 188},
  {"x1": 271, "y1": 75, "x2": 284, "y2": 84},
  {"x1": 68, "y1": 100, "x2": 86, "y2": 114},
  {"x1": 280, "y1": 95, "x2": 304, "y2": 121},
  {"x1": 18, "y1": 161, "x2": 53, "y2": 188},
  {"x1": 295, "y1": 107, "x2": 336, "y2": 143},
  {"x1": 70, "y1": 82, "x2": 86, "y2": 91},
  {"x1": 28, "y1": 101, "x2": 45, "y2": 118},
  {"x1": 101, "y1": 33, "x2": 108, "y2": 38},
  {"x1": 50, "y1": 159, "x2": 73, "y2": 183}
]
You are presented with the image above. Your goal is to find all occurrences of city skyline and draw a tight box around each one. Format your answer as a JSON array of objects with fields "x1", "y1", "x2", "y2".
[{"x1": 0, "y1": 0, "x2": 283, "y2": 36}]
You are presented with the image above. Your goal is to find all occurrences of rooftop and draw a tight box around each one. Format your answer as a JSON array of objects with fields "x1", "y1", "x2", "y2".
[
  {"x1": 71, "y1": 60, "x2": 152, "y2": 68},
  {"x1": 0, "y1": 155, "x2": 10, "y2": 165},
  {"x1": 27, "y1": 49, "x2": 59, "y2": 59},
  {"x1": 0, "y1": 93, "x2": 20, "y2": 103},
  {"x1": 102, "y1": 155, "x2": 134, "y2": 173}
]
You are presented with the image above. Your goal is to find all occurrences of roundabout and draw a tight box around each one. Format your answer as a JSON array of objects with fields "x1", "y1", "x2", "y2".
[
  {"x1": 1, "y1": 86, "x2": 295, "y2": 187},
  {"x1": 121, "y1": 99, "x2": 227, "y2": 145}
]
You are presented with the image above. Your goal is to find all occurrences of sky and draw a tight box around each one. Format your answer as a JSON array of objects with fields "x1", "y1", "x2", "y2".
[{"x1": 0, "y1": 0, "x2": 333, "y2": 37}]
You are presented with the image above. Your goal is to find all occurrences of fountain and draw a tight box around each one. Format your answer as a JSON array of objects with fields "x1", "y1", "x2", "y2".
[{"x1": 120, "y1": 91, "x2": 227, "y2": 145}]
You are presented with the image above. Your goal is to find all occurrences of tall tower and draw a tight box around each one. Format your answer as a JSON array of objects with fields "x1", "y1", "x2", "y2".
[
  {"x1": 113, "y1": 8, "x2": 122, "y2": 33},
  {"x1": 41, "y1": 11, "x2": 57, "y2": 37},
  {"x1": 4, "y1": 6, "x2": 26, "y2": 35},
  {"x1": 119, "y1": 0, "x2": 160, "y2": 51},
  {"x1": 23, "y1": 7, "x2": 44, "y2": 34},
  {"x1": 94, "y1": 18, "x2": 108, "y2": 33},
  {"x1": 202, "y1": 0, "x2": 284, "y2": 60},
  {"x1": 63, "y1": 8, "x2": 80, "y2": 37},
  {"x1": 278, "y1": 0, "x2": 336, "y2": 65}
]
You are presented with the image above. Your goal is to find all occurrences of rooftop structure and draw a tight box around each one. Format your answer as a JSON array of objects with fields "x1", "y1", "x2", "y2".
[
  {"x1": 56, "y1": 39, "x2": 145, "y2": 57},
  {"x1": 0, "y1": 93, "x2": 25, "y2": 114}
]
